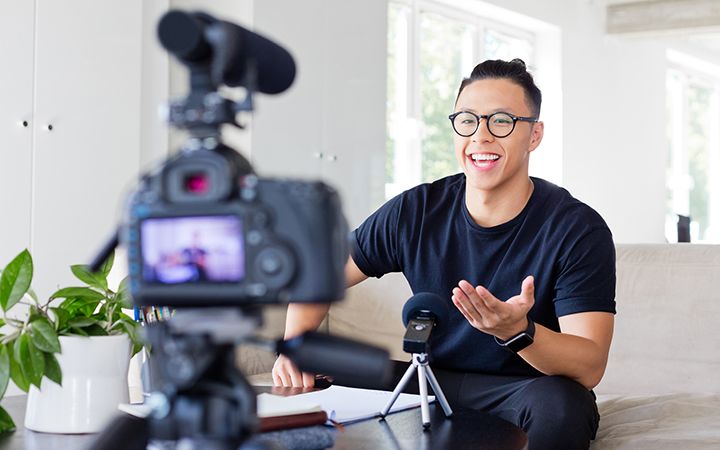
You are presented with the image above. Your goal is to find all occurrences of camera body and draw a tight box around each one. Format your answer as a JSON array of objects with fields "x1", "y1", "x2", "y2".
[{"x1": 124, "y1": 142, "x2": 348, "y2": 307}]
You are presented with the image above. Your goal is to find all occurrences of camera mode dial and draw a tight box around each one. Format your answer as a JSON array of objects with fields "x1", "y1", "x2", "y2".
[{"x1": 254, "y1": 247, "x2": 294, "y2": 289}]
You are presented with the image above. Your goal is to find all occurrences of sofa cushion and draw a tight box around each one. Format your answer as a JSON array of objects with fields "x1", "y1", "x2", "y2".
[
  {"x1": 597, "y1": 244, "x2": 720, "y2": 395},
  {"x1": 593, "y1": 393, "x2": 720, "y2": 449}
]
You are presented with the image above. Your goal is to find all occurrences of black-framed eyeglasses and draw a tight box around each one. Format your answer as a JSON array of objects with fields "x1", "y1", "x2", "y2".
[{"x1": 448, "y1": 111, "x2": 539, "y2": 138}]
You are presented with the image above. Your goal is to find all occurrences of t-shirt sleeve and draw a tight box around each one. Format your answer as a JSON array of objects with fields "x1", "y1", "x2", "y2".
[
  {"x1": 553, "y1": 227, "x2": 617, "y2": 317},
  {"x1": 351, "y1": 194, "x2": 404, "y2": 278}
]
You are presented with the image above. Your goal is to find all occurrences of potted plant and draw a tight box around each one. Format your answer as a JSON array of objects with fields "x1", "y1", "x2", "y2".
[{"x1": 0, "y1": 249, "x2": 143, "y2": 434}]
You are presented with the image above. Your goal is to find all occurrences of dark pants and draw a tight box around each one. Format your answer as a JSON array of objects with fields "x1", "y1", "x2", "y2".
[{"x1": 348, "y1": 360, "x2": 600, "y2": 450}]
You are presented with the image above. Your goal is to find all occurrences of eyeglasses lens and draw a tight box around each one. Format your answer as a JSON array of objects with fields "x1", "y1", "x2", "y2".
[{"x1": 452, "y1": 112, "x2": 514, "y2": 138}]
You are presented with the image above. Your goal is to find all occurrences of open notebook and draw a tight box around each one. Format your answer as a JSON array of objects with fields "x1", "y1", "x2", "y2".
[
  {"x1": 257, "y1": 385, "x2": 434, "y2": 424},
  {"x1": 120, "y1": 385, "x2": 433, "y2": 425}
]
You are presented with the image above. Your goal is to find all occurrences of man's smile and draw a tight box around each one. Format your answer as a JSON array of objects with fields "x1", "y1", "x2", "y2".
[{"x1": 467, "y1": 152, "x2": 502, "y2": 170}]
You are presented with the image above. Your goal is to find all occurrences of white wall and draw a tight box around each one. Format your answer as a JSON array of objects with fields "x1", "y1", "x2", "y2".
[
  {"x1": 446, "y1": 0, "x2": 669, "y2": 243},
  {"x1": 247, "y1": 0, "x2": 673, "y2": 242},
  {"x1": 146, "y1": 0, "x2": 706, "y2": 242}
]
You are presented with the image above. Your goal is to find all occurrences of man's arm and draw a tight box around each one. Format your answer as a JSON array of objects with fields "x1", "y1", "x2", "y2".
[
  {"x1": 452, "y1": 277, "x2": 614, "y2": 390},
  {"x1": 272, "y1": 256, "x2": 368, "y2": 387},
  {"x1": 519, "y1": 311, "x2": 614, "y2": 389}
]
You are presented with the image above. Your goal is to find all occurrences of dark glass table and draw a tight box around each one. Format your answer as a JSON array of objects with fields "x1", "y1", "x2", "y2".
[{"x1": 0, "y1": 393, "x2": 527, "y2": 450}]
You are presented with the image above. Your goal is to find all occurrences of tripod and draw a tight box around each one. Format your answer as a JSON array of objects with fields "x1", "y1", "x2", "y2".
[{"x1": 380, "y1": 353, "x2": 453, "y2": 429}]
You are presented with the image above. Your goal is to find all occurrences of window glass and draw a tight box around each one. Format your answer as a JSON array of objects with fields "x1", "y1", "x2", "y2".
[
  {"x1": 386, "y1": 1, "x2": 536, "y2": 197},
  {"x1": 419, "y1": 12, "x2": 475, "y2": 183}
]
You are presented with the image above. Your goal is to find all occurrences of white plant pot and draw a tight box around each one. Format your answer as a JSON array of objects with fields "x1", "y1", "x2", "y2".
[{"x1": 24, "y1": 334, "x2": 131, "y2": 433}]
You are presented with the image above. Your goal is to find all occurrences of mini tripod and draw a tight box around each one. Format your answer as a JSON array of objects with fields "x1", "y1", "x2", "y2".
[{"x1": 379, "y1": 352, "x2": 453, "y2": 429}]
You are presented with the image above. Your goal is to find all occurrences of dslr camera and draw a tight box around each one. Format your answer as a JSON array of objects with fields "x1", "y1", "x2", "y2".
[
  {"x1": 123, "y1": 11, "x2": 348, "y2": 307},
  {"x1": 88, "y1": 11, "x2": 390, "y2": 450}
]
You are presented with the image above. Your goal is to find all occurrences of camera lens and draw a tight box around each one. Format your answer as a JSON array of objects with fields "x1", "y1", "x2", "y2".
[{"x1": 184, "y1": 172, "x2": 210, "y2": 194}]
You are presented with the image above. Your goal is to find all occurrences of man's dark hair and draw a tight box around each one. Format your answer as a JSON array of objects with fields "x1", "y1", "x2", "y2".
[{"x1": 455, "y1": 58, "x2": 542, "y2": 117}]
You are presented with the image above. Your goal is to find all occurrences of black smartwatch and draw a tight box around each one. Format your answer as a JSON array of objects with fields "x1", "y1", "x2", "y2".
[{"x1": 494, "y1": 318, "x2": 535, "y2": 353}]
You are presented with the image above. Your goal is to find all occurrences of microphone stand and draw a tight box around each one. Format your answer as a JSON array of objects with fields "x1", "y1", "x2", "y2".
[{"x1": 379, "y1": 352, "x2": 453, "y2": 429}]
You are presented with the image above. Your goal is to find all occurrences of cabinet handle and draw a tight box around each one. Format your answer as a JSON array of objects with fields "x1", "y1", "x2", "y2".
[
  {"x1": 326, "y1": 154, "x2": 337, "y2": 162},
  {"x1": 312, "y1": 152, "x2": 324, "y2": 159},
  {"x1": 45, "y1": 124, "x2": 54, "y2": 131},
  {"x1": 20, "y1": 121, "x2": 29, "y2": 128}
]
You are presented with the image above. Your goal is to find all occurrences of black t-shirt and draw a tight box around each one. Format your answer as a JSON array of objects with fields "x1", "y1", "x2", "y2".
[{"x1": 351, "y1": 174, "x2": 616, "y2": 376}]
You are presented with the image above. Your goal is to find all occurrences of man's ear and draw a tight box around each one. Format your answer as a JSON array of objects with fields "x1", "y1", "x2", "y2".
[{"x1": 528, "y1": 121, "x2": 544, "y2": 153}]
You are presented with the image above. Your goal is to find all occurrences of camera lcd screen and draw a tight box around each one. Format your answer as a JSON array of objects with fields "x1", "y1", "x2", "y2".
[{"x1": 140, "y1": 215, "x2": 244, "y2": 284}]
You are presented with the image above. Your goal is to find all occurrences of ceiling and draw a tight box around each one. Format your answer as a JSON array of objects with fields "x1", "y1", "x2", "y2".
[{"x1": 604, "y1": 0, "x2": 720, "y2": 59}]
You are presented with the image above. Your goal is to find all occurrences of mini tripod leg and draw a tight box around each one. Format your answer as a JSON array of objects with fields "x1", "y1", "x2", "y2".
[
  {"x1": 380, "y1": 361, "x2": 417, "y2": 417},
  {"x1": 417, "y1": 364, "x2": 431, "y2": 429},
  {"x1": 425, "y1": 365, "x2": 453, "y2": 417}
]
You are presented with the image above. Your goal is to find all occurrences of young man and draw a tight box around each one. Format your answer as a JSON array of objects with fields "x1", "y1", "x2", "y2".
[{"x1": 273, "y1": 59, "x2": 616, "y2": 449}]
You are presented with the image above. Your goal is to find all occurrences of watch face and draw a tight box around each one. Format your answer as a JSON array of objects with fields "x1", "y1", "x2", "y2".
[{"x1": 506, "y1": 333, "x2": 534, "y2": 353}]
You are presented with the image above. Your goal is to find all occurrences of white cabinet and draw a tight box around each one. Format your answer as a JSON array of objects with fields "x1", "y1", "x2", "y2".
[
  {"x1": 251, "y1": 0, "x2": 387, "y2": 228},
  {"x1": 0, "y1": 0, "x2": 35, "y2": 273},
  {"x1": 0, "y1": 1, "x2": 143, "y2": 299}
]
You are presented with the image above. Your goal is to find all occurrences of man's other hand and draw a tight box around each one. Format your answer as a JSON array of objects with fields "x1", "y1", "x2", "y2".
[
  {"x1": 452, "y1": 275, "x2": 535, "y2": 340},
  {"x1": 272, "y1": 354, "x2": 316, "y2": 387}
]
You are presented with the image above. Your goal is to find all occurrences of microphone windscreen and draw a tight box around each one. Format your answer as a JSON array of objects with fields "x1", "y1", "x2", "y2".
[
  {"x1": 402, "y1": 292, "x2": 449, "y2": 327},
  {"x1": 225, "y1": 23, "x2": 296, "y2": 94},
  {"x1": 158, "y1": 11, "x2": 211, "y2": 61},
  {"x1": 158, "y1": 10, "x2": 296, "y2": 94},
  {"x1": 277, "y1": 332, "x2": 391, "y2": 387}
]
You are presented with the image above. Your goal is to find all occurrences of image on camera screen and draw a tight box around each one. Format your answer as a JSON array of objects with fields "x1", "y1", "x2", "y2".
[{"x1": 140, "y1": 215, "x2": 244, "y2": 284}]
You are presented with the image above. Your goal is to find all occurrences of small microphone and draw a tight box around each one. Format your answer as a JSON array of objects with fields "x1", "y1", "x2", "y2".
[
  {"x1": 401, "y1": 293, "x2": 449, "y2": 354},
  {"x1": 381, "y1": 293, "x2": 454, "y2": 424}
]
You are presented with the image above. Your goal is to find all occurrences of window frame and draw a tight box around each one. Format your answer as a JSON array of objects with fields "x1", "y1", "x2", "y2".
[
  {"x1": 665, "y1": 57, "x2": 720, "y2": 243},
  {"x1": 386, "y1": 0, "x2": 537, "y2": 198}
]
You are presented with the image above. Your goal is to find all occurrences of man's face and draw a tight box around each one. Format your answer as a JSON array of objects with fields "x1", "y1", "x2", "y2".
[{"x1": 453, "y1": 78, "x2": 543, "y2": 193}]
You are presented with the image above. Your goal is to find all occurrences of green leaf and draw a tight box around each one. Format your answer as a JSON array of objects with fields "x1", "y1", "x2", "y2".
[
  {"x1": 67, "y1": 327, "x2": 88, "y2": 336},
  {"x1": 68, "y1": 317, "x2": 96, "y2": 328},
  {"x1": 70, "y1": 264, "x2": 107, "y2": 290},
  {"x1": 60, "y1": 297, "x2": 101, "y2": 317},
  {"x1": 14, "y1": 335, "x2": 44, "y2": 388},
  {"x1": 27, "y1": 305, "x2": 43, "y2": 323},
  {"x1": 116, "y1": 277, "x2": 133, "y2": 308},
  {"x1": 8, "y1": 344, "x2": 29, "y2": 393},
  {"x1": 0, "y1": 406, "x2": 16, "y2": 434},
  {"x1": 43, "y1": 353, "x2": 62, "y2": 386},
  {"x1": 50, "y1": 287, "x2": 105, "y2": 301},
  {"x1": 0, "y1": 318, "x2": 5, "y2": 329},
  {"x1": 49, "y1": 307, "x2": 70, "y2": 331},
  {"x1": 29, "y1": 318, "x2": 61, "y2": 353},
  {"x1": 100, "y1": 250, "x2": 115, "y2": 278},
  {"x1": 84, "y1": 324, "x2": 109, "y2": 336},
  {"x1": 26, "y1": 287, "x2": 39, "y2": 303},
  {"x1": 0, "y1": 345, "x2": 10, "y2": 399},
  {"x1": 0, "y1": 249, "x2": 33, "y2": 311}
]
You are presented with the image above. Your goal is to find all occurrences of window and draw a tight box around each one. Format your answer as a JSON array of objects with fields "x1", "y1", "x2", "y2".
[
  {"x1": 665, "y1": 51, "x2": 720, "y2": 243},
  {"x1": 386, "y1": 0, "x2": 538, "y2": 199}
]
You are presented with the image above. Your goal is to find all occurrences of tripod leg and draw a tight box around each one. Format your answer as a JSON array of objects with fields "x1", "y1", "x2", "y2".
[
  {"x1": 417, "y1": 364, "x2": 431, "y2": 430},
  {"x1": 380, "y1": 362, "x2": 417, "y2": 417},
  {"x1": 424, "y1": 366, "x2": 453, "y2": 417}
]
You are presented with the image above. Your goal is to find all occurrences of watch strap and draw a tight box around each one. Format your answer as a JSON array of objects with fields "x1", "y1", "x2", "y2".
[{"x1": 494, "y1": 317, "x2": 535, "y2": 353}]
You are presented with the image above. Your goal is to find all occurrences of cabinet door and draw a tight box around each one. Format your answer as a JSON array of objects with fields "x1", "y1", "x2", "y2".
[
  {"x1": 0, "y1": 1, "x2": 35, "y2": 265},
  {"x1": 31, "y1": 0, "x2": 143, "y2": 297},
  {"x1": 251, "y1": 0, "x2": 387, "y2": 228},
  {"x1": 251, "y1": 0, "x2": 325, "y2": 180}
]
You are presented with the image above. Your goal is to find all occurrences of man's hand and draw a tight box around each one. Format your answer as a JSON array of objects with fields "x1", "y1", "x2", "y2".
[
  {"x1": 451, "y1": 276, "x2": 535, "y2": 340},
  {"x1": 272, "y1": 354, "x2": 316, "y2": 388}
]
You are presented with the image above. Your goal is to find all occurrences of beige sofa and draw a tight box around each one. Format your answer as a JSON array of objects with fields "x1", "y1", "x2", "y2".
[{"x1": 242, "y1": 244, "x2": 720, "y2": 449}]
